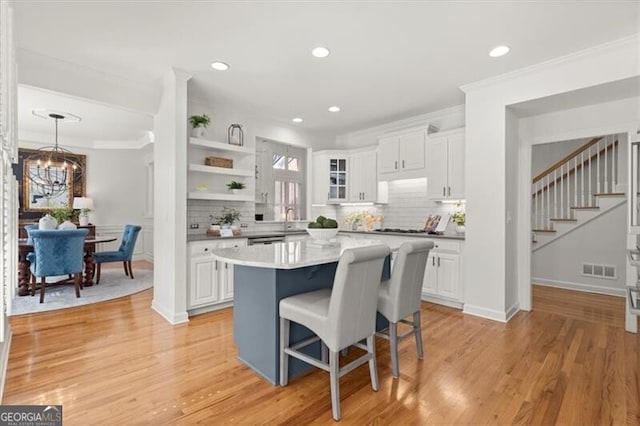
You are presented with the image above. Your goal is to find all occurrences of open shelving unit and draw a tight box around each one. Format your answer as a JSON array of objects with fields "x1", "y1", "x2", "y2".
[{"x1": 187, "y1": 137, "x2": 255, "y2": 202}]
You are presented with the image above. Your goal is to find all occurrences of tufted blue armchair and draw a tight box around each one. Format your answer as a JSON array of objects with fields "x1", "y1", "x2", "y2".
[
  {"x1": 93, "y1": 224, "x2": 142, "y2": 284},
  {"x1": 24, "y1": 224, "x2": 38, "y2": 244},
  {"x1": 28, "y1": 229, "x2": 88, "y2": 303}
]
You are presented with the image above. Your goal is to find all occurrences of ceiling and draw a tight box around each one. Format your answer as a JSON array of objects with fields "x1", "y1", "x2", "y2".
[
  {"x1": 18, "y1": 86, "x2": 154, "y2": 149},
  {"x1": 13, "y1": 1, "x2": 640, "y2": 136}
]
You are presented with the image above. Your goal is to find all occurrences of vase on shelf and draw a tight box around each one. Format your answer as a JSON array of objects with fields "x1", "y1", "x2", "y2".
[
  {"x1": 38, "y1": 214, "x2": 57, "y2": 230},
  {"x1": 455, "y1": 224, "x2": 465, "y2": 234},
  {"x1": 192, "y1": 125, "x2": 206, "y2": 138}
]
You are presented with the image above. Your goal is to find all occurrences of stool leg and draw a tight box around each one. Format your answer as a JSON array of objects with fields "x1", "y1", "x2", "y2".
[
  {"x1": 389, "y1": 321, "x2": 400, "y2": 378},
  {"x1": 128, "y1": 261, "x2": 134, "y2": 279},
  {"x1": 321, "y1": 341, "x2": 328, "y2": 364},
  {"x1": 367, "y1": 335, "x2": 379, "y2": 391},
  {"x1": 279, "y1": 317, "x2": 289, "y2": 386},
  {"x1": 413, "y1": 311, "x2": 424, "y2": 359},
  {"x1": 329, "y1": 350, "x2": 341, "y2": 421},
  {"x1": 123, "y1": 261, "x2": 129, "y2": 276}
]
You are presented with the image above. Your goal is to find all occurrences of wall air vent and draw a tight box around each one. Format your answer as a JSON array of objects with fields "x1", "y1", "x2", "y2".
[{"x1": 581, "y1": 262, "x2": 617, "y2": 280}]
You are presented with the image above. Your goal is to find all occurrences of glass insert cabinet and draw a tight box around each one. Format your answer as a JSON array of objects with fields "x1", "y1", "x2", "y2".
[{"x1": 329, "y1": 157, "x2": 347, "y2": 201}]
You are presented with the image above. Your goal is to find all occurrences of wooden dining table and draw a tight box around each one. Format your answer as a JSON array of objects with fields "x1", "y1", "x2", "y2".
[{"x1": 18, "y1": 236, "x2": 117, "y2": 296}]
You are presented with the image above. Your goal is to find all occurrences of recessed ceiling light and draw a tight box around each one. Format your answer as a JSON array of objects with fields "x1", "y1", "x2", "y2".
[
  {"x1": 312, "y1": 47, "x2": 330, "y2": 58},
  {"x1": 489, "y1": 45, "x2": 510, "y2": 58},
  {"x1": 328, "y1": 106, "x2": 340, "y2": 112},
  {"x1": 211, "y1": 61, "x2": 230, "y2": 71},
  {"x1": 292, "y1": 117, "x2": 303, "y2": 123}
]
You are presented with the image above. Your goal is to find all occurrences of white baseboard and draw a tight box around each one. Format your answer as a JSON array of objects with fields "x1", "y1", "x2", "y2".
[
  {"x1": 151, "y1": 300, "x2": 189, "y2": 325},
  {"x1": 0, "y1": 324, "x2": 12, "y2": 401},
  {"x1": 463, "y1": 304, "x2": 510, "y2": 322},
  {"x1": 132, "y1": 253, "x2": 153, "y2": 263},
  {"x1": 533, "y1": 278, "x2": 626, "y2": 297},
  {"x1": 506, "y1": 302, "x2": 520, "y2": 322},
  {"x1": 421, "y1": 293, "x2": 463, "y2": 310},
  {"x1": 188, "y1": 301, "x2": 233, "y2": 317}
]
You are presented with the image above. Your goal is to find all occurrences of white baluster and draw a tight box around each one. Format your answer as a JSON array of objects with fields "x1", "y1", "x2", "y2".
[
  {"x1": 534, "y1": 188, "x2": 538, "y2": 229},
  {"x1": 561, "y1": 163, "x2": 564, "y2": 218},
  {"x1": 588, "y1": 146, "x2": 592, "y2": 205},
  {"x1": 612, "y1": 135, "x2": 617, "y2": 190},
  {"x1": 597, "y1": 139, "x2": 601, "y2": 194},
  {"x1": 574, "y1": 156, "x2": 578, "y2": 208},
  {"x1": 547, "y1": 175, "x2": 551, "y2": 228},
  {"x1": 605, "y1": 135, "x2": 609, "y2": 193},
  {"x1": 554, "y1": 169, "x2": 558, "y2": 218},
  {"x1": 581, "y1": 152, "x2": 585, "y2": 206}
]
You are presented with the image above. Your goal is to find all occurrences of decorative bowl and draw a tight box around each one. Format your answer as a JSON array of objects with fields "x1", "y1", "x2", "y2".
[{"x1": 306, "y1": 228, "x2": 339, "y2": 242}]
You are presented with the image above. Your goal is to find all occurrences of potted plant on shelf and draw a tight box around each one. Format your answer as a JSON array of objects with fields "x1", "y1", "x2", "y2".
[
  {"x1": 189, "y1": 114, "x2": 211, "y2": 138},
  {"x1": 218, "y1": 207, "x2": 242, "y2": 235},
  {"x1": 452, "y1": 202, "x2": 465, "y2": 234},
  {"x1": 226, "y1": 180, "x2": 246, "y2": 194},
  {"x1": 51, "y1": 207, "x2": 77, "y2": 230}
]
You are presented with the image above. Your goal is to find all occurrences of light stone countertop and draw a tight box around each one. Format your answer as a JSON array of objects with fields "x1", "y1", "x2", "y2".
[{"x1": 211, "y1": 236, "x2": 389, "y2": 270}]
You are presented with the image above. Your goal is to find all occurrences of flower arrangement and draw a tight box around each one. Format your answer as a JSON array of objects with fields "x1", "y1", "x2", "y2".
[
  {"x1": 452, "y1": 202, "x2": 465, "y2": 226},
  {"x1": 344, "y1": 210, "x2": 383, "y2": 231},
  {"x1": 217, "y1": 207, "x2": 241, "y2": 226}
]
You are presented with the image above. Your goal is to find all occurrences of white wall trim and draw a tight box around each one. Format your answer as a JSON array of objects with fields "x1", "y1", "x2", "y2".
[
  {"x1": 517, "y1": 142, "x2": 532, "y2": 311},
  {"x1": 533, "y1": 279, "x2": 626, "y2": 298},
  {"x1": 528, "y1": 122, "x2": 638, "y2": 147},
  {"x1": 506, "y1": 302, "x2": 521, "y2": 322},
  {"x1": 461, "y1": 35, "x2": 639, "y2": 93},
  {"x1": 151, "y1": 300, "x2": 189, "y2": 325},
  {"x1": 420, "y1": 293, "x2": 463, "y2": 310},
  {"x1": 463, "y1": 304, "x2": 509, "y2": 322},
  {"x1": 0, "y1": 326, "x2": 12, "y2": 402}
]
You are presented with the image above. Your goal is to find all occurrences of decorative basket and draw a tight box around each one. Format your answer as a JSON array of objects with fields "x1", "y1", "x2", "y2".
[
  {"x1": 206, "y1": 229, "x2": 220, "y2": 236},
  {"x1": 205, "y1": 156, "x2": 233, "y2": 168}
]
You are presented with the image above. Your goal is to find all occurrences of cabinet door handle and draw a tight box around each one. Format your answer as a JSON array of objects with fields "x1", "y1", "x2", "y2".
[
  {"x1": 448, "y1": 186, "x2": 451, "y2": 196},
  {"x1": 395, "y1": 161, "x2": 398, "y2": 170},
  {"x1": 214, "y1": 261, "x2": 218, "y2": 271},
  {"x1": 402, "y1": 160, "x2": 405, "y2": 168},
  {"x1": 225, "y1": 263, "x2": 228, "y2": 269},
  {"x1": 432, "y1": 257, "x2": 435, "y2": 266},
  {"x1": 442, "y1": 187, "x2": 446, "y2": 196},
  {"x1": 437, "y1": 257, "x2": 440, "y2": 267}
]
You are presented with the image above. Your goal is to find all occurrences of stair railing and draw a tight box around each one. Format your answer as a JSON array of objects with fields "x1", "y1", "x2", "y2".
[{"x1": 532, "y1": 135, "x2": 618, "y2": 231}]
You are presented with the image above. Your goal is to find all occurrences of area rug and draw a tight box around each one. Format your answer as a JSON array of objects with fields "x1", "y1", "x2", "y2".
[{"x1": 10, "y1": 268, "x2": 153, "y2": 315}]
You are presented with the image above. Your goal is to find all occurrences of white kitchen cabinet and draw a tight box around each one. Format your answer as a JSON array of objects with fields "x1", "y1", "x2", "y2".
[
  {"x1": 328, "y1": 156, "x2": 349, "y2": 202},
  {"x1": 378, "y1": 130, "x2": 426, "y2": 179},
  {"x1": 255, "y1": 143, "x2": 272, "y2": 204},
  {"x1": 312, "y1": 152, "x2": 329, "y2": 205},
  {"x1": 421, "y1": 240, "x2": 462, "y2": 308},
  {"x1": 188, "y1": 238, "x2": 247, "y2": 313},
  {"x1": 426, "y1": 128, "x2": 465, "y2": 200},
  {"x1": 349, "y1": 148, "x2": 377, "y2": 202}
]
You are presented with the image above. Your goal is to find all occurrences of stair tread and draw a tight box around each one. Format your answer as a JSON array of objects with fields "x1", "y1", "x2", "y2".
[
  {"x1": 550, "y1": 218, "x2": 577, "y2": 222},
  {"x1": 570, "y1": 206, "x2": 599, "y2": 210},
  {"x1": 593, "y1": 192, "x2": 625, "y2": 197},
  {"x1": 532, "y1": 229, "x2": 556, "y2": 233}
]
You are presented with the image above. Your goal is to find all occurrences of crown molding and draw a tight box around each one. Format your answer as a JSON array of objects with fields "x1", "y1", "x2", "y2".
[{"x1": 460, "y1": 34, "x2": 640, "y2": 93}]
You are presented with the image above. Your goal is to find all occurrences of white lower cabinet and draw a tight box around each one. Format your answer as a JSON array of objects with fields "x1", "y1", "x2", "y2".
[
  {"x1": 421, "y1": 241, "x2": 462, "y2": 308},
  {"x1": 188, "y1": 238, "x2": 247, "y2": 312}
]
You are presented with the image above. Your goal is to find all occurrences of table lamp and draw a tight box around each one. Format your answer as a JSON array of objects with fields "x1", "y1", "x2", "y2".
[{"x1": 73, "y1": 197, "x2": 94, "y2": 226}]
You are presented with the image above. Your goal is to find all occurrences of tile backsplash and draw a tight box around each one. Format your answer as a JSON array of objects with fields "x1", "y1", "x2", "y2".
[{"x1": 311, "y1": 178, "x2": 460, "y2": 231}]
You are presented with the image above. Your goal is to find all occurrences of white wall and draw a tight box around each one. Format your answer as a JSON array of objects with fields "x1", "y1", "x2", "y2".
[
  {"x1": 532, "y1": 203, "x2": 627, "y2": 296},
  {"x1": 505, "y1": 109, "x2": 520, "y2": 318},
  {"x1": 461, "y1": 36, "x2": 639, "y2": 322}
]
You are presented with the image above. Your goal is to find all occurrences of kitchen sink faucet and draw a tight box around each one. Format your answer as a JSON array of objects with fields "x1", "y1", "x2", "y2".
[{"x1": 284, "y1": 207, "x2": 295, "y2": 232}]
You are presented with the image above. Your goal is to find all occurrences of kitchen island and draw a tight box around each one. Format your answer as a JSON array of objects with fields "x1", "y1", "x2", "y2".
[{"x1": 212, "y1": 236, "x2": 390, "y2": 385}]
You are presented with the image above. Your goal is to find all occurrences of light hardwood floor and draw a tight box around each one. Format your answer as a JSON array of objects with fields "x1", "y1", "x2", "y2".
[{"x1": 4, "y1": 280, "x2": 639, "y2": 424}]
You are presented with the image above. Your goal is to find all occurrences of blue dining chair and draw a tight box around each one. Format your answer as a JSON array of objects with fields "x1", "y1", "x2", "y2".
[
  {"x1": 28, "y1": 229, "x2": 88, "y2": 303},
  {"x1": 93, "y1": 224, "x2": 142, "y2": 284}
]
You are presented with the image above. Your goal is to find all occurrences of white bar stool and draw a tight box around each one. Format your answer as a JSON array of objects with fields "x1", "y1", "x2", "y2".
[
  {"x1": 279, "y1": 244, "x2": 391, "y2": 421},
  {"x1": 376, "y1": 240, "x2": 434, "y2": 378}
]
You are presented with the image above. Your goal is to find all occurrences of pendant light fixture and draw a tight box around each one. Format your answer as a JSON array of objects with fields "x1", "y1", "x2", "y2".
[{"x1": 26, "y1": 111, "x2": 83, "y2": 200}]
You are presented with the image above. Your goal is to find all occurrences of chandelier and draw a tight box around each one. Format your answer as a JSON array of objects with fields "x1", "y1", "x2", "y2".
[{"x1": 26, "y1": 112, "x2": 83, "y2": 200}]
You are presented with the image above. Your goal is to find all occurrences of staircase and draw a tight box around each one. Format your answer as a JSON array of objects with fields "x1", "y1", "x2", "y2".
[{"x1": 532, "y1": 135, "x2": 625, "y2": 251}]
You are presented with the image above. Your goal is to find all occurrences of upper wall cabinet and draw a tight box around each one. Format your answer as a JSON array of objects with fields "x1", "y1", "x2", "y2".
[
  {"x1": 311, "y1": 151, "x2": 348, "y2": 204},
  {"x1": 349, "y1": 148, "x2": 377, "y2": 202},
  {"x1": 426, "y1": 128, "x2": 465, "y2": 200},
  {"x1": 378, "y1": 129, "x2": 426, "y2": 180}
]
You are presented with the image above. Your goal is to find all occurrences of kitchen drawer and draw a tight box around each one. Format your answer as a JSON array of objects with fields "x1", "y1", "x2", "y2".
[
  {"x1": 189, "y1": 241, "x2": 217, "y2": 257},
  {"x1": 216, "y1": 238, "x2": 247, "y2": 249},
  {"x1": 431, "y1": 240, "x2": 461, "y2": 254}
]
